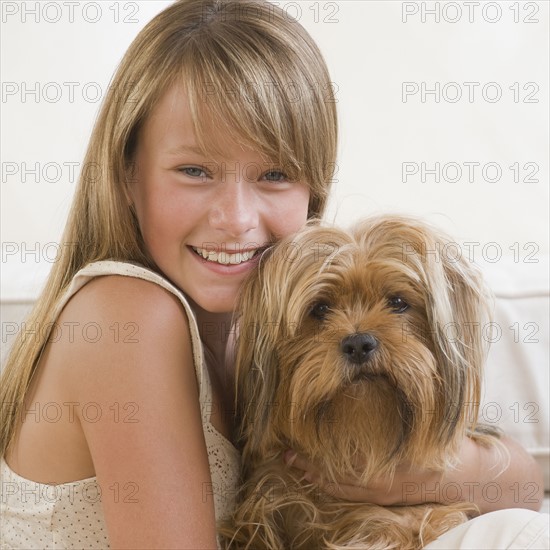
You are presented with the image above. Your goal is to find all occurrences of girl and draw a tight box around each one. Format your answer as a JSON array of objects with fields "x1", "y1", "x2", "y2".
[{"x1": 0, "y1": 1, "x2": 546, "y2": 548}]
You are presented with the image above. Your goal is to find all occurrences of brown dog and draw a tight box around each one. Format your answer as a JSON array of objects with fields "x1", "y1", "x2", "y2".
[{"x1": 221, "y1": 215, "x2": 503, "y2": 549}]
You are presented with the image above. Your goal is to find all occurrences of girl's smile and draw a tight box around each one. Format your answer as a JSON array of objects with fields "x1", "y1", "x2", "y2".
[{"x1": 187, "y1": 243, "x2": 265, "y2": 276}]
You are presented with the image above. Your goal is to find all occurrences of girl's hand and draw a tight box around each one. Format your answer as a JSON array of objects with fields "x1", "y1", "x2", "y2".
[
  {"x1": 284, "y1": 434, "x2": 544, "y2": 513},
  {"x1": 283, "y1": 450, "x2": 443, "y2": 506}
]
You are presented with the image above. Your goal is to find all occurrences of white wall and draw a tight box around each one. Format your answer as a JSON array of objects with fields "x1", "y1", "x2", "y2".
[{"x1": 1, "y1": 0, "x2": 548, "y2": 302}]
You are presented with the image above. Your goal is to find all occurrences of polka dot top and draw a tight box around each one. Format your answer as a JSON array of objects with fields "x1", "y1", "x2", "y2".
[{"x1": 0, "y1": 261, "x2": 241, "y2": 549}]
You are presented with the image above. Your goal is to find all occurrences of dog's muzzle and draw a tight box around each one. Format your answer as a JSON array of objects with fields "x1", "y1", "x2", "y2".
[{"x1": 340, "y1": 332, "x2": 378, "y2": 365}]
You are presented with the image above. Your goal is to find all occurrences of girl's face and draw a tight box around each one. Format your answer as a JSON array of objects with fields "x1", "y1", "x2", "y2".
[{"x1": 128, "y1": 84, "x2": 311, "y2": 313}]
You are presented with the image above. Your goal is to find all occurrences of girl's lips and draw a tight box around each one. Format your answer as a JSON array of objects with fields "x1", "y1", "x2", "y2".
[{"x1": 187, "y1": 245, "x2": 261, "y2": 275}]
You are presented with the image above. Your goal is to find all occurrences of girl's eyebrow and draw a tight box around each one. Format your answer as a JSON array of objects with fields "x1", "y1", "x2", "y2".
[{"x1": 165, "y1": 144, "x2": 205, "y2": 156}]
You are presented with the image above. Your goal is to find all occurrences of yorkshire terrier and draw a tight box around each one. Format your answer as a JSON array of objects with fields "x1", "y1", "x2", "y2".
[{"x1": 220, "y1": 214, "x2": 503, "y2": 549}]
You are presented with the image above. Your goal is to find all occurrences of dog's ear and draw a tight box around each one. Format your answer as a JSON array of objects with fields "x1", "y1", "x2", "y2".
[{"x1": 411, "y1": 222, "x2": 491, "y2": 447}]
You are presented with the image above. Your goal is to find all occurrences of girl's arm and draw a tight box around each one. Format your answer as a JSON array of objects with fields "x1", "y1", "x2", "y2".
[
  {"x1": 285, "y1": 435, "x2": 544, "y2": 513},
  {"x1": 57, "y1": 275, "x2": 218, "y2": 549},
  {"x1": 439, "y1": 435, "x2": 544, "y2": 513}
]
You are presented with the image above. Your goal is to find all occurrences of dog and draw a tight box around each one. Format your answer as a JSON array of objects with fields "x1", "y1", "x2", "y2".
[{"x1": 220, "y1": 214, "x2": 503, "y2": 549}]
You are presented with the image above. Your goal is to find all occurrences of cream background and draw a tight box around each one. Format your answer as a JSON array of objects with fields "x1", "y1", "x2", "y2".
[{"x1": 1, "y1": 0, "x2": 548, "y2": 297}]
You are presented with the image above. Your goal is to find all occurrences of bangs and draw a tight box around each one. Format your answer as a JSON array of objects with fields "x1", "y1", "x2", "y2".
[{"x1": 178, "y1": 29, "x2": 323, "y2": 185}]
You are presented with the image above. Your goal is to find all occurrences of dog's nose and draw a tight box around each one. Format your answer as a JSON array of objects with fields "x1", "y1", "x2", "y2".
[{"x1": 340, "y1": 333, "x2": 378, "y2": 364}]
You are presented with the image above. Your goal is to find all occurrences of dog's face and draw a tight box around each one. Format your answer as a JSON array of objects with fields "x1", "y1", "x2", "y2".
[{"x1": 236, "y1": 215, "x2": 491, "y2": 482}]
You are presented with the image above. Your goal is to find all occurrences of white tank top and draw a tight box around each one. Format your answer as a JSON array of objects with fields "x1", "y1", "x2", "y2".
[{"x1": 1, "y1": 260, "x2": 241, "y2": 549}]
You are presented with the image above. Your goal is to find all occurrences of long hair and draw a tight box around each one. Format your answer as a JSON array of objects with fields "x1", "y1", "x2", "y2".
[{"x1": 0, "y1": 0, "x2": 338, "y2": 456}]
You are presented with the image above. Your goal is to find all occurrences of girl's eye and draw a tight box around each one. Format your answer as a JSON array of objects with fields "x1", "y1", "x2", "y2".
[
  {"x1": 387, "y1": 296, "x2": 409, "y2": 314},
  {"x1": 263, "y1": 170, "x2": 287, "y2": 182},
  {"x1": 179, "y1": 167, "x2": 207, "y2": 178}
]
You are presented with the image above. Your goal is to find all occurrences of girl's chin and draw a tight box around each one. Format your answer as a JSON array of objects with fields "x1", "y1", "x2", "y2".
[{"x1": 186, "y1": 290, "x2": 238, "y2": 315}]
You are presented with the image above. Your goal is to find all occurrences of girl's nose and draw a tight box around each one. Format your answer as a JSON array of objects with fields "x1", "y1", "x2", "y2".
[{"x1": 208, "y1": 179, "x2": 259, "y2": 238}]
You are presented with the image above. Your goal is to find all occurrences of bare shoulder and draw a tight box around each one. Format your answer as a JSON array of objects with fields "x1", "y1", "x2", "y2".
[
  {"x1": 62, "y1": 273, "x2": 189, "y2": 333},
  {"x1": 45, "y1": 274, "x2": 218, "y2": 546},
  {"x1": 56, "y1": 273, "x2": 186, "y2": 348}
]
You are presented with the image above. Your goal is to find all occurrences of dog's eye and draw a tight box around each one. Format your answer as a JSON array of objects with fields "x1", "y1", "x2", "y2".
[
  {"x1": 388, "y1": 296, "x2": 409, "y2": 313},
  {"x1": 310, "y1": 302, "x2": 330, "y2": 320}
]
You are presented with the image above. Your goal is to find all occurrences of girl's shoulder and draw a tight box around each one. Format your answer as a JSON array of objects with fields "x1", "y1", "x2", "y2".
[
  {"x1": 67, "y1": 260, "x2": 186, "y2": 304},
  {"x1": 60, "y1": 261, "x2": 193, "y2": 341},
  {"x1": 50, "y1": 261, "x2": 197, "y2": 382},
  {"x1": 66, "y1": 262, "x2": 185, "y2": 314}
]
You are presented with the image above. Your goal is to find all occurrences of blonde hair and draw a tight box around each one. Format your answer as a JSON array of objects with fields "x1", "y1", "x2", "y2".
[{"x1": 0, "y1": 0, "x2": 338, "y2": 456}]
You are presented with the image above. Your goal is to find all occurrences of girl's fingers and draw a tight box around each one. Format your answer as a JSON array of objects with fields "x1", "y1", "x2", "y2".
[{"x1": 282, "y1": 451, "x2": 421, "y2": 505}]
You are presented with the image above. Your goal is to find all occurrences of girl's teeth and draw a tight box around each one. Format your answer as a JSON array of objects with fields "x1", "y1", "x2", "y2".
[{"x1": 192, "y1": 247, "x2": 256, "y2": 265}]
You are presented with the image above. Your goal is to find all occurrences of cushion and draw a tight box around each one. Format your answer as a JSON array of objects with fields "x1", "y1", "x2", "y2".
[{"x1": 479, "y1": 256, "x2": 549, "y2": 492}]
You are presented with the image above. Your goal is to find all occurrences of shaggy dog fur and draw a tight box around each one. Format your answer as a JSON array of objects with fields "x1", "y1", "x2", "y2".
[{"x1": 220, "y1": 215, "x2": 503, "y2": 549}]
